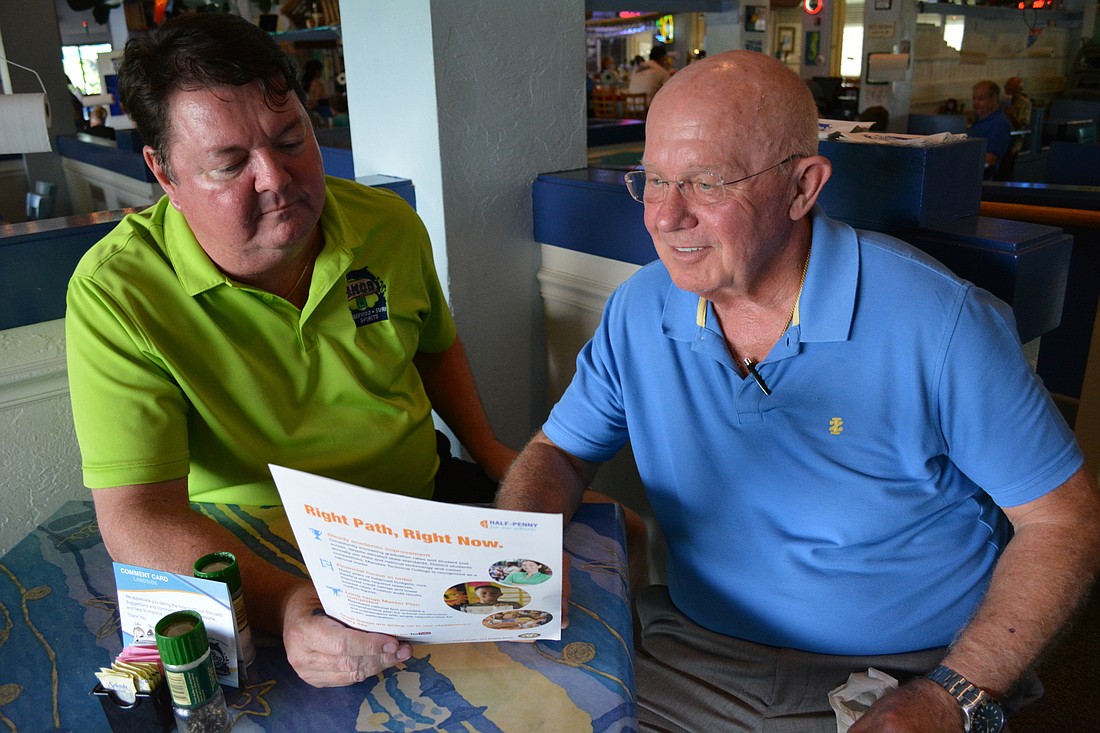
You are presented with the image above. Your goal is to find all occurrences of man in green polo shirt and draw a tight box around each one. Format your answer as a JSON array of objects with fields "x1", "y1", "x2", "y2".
[{"x1": 65, "y1": 13, "x2": 515, "y2": 687}]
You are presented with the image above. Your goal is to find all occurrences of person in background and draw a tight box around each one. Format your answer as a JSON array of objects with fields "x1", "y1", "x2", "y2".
[
  {"x1": 939, "y1": 97, "x2": 962, "y2": 115},
  {"x1": 301, "y1": 57, "x2": 330, "y2": 126},
  {"x1": 89, "y1": 105, "x2": 109, "y2": 127},
  {"x1": 330, "y1": 93, "x2": 350, "y2": 128},
  {"x1": 628, "y1": 44, "x2": 671, "y2": 104},
  {"x1": 496, "y1": 50, "x2": 1100, "y2": 732},
  {"x1": 1003, "y1": 76, "x2": 1033, "y2": 131},
  {"x1": 597, "y1": 55, "x2": 618, "y2": 87},
  {"x1": 1002, "y1": 76, "x2": 1033, "y2": 165},
  {"x1": 84, "y1": 105, "x2": 115, "y2": 139},
  {"x1": 66, "y1": 12, "x2": 517, "y2": 688},
  {"x1": 857, "y1": 105, "x2": 890, "y2": 132},
  {"x1": 969, "y1": 80, "x2": 1013, "y2": 178}
]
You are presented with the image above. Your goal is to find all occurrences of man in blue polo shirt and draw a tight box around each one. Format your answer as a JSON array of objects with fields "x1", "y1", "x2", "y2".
[
  {"x1": 497, "y1": 51, "x2": 1100, "y2": 732},
  {"x1": 969, "y1": 80, "x2": 1013, "y2": 179}
]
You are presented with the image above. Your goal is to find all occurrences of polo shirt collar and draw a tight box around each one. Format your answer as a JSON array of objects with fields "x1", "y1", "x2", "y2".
[
  {"x1": 661, "y1": 205, "x2": 858, "y2": 345},
  {"x1": 316, "y1": 183, "x2": 356, "y2": 266},
  {"x1": 162, "y1": 201, "x2": 230, "y2": 297},
  {"x1": 800, "y1": 205, "x2": 857, "y2": 343}
]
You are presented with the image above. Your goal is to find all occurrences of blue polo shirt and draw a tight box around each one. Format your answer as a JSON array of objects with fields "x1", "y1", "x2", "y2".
[
  {"x1": 969, "y1": 110, "x2": 1012, "y2": 175},
  {"x1": 544, "y1": 208, "x2": 1081, "y2": 655}
]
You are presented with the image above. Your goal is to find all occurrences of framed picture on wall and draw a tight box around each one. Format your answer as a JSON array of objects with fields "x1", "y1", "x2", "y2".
[
  {"x1": 744, "y1": 5, "x2": 767, "y2": 32},
  {"x1": 874, "y1": 0, "x2": 892, "y2": 8},
  {"x1": 804, "y1": 31, "x2": 821, "y2": 66},
  {"x1": 778, "y1": 26, "x2": 795, "y2": 55}
]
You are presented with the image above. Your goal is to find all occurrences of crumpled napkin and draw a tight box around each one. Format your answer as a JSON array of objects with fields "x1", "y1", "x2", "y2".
[{"x1": 828, "y1": 667, "x2": 899, "y2": 733}]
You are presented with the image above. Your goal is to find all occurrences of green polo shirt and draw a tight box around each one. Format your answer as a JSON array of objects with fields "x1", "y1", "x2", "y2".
[{"x1": 66, "y1": 177, "x2": 456, "y2": 504}]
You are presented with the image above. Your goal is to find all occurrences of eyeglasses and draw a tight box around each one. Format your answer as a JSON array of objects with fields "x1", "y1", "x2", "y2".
[{"x1": 624, "y1": 154, "x2": 804, "y2": 206}]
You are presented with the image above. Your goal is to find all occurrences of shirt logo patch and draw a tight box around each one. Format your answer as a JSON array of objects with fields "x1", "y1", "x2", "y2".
[
  {"x1": 346, "y1": 267, "x2": 389, "y2": 326},
  {"x1": 829, "y1": 417, "x2": 844, "y2": 435}
]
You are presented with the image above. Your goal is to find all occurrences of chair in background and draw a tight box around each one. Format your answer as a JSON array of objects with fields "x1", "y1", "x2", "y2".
[
  {"x1": 591, "y1": 89, "x2": 619, "y2": 120},
  {"x1": 25, "y1": 181, "x2": 55, "y2": 220},
  {"x1": 621, "y1": 93, "x2": 648, "y2": 120},
  {"x1": 1044, "y1": 98, "x2": 1100, "y2": 143}
]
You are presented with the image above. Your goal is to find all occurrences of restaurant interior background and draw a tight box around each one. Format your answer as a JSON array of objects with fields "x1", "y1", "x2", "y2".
[
  {"x1": 3, "y1": 0, "x2": 1098, "y2": 226},
  {"x1": 3, "y1": 6, "x2": 1100, "y2": 730},
  {"x1": 2, "y1": 0, "x2": 1100, "y2": 562}
]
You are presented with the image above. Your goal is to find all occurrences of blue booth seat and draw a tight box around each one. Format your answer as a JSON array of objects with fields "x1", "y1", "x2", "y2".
[{"x1": 1047, "y1": 141, "x2": 1100, "y2": 186}]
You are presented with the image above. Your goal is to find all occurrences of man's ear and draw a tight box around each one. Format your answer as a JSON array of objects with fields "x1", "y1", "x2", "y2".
[
  {"x1": 143, "y1": 145, "x2": 176, "y2": 204},
  {"x1": 789, "y1": 156, "x2": 832, "y2": 221}
]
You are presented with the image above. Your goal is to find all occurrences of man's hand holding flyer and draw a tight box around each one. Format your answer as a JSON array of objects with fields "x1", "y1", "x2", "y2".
[{"x1": 270, "y1": 465, "x2": 563, "y2": 643}]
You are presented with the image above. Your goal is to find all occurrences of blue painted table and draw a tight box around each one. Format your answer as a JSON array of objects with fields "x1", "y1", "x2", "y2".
[{"x1": 0, "y1": 500, "x2": 635, "y2": 732}]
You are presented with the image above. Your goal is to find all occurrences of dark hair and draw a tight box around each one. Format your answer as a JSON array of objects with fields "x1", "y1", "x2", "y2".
[
  {"x1": 858, "y1": 105, "x2": 890, "y2": 132},
  {"x1": 117, "y1": 12, "x2": 305, "y2": 180},
  {"x1": 650, "y1": 45, "x2": 668, "y2": 62}
]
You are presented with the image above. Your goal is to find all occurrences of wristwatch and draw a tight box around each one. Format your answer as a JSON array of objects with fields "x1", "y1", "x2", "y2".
[{"x1": 925, "y1": 665, "x2": 1006, "y2": 733}]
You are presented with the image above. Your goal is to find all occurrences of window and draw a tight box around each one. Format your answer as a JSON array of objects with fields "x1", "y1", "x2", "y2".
[
  {"x1": 62, "y1": 43, "x2": 112, "y2": 95},
  {"x1": 916, "y1": 13, "x2": 965, "y2": 52},
  {"x1": 840, "y1": 0, "x2": 865, "y2": 79}
]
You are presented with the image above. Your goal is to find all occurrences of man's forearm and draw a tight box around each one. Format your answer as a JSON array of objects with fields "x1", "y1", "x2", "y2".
[
  {"x1": 93, "y1": 481, "x2": 307, "y2": 637},
  {"x1": 941, "y1": 466, "x2": 1100, "y2": 697},
  {"x1": 495, "y1": 432, "x2": 593, "y2": 521},
  {"x1": 855, "y1": 468, "x2": 1100, "y2": 732}
]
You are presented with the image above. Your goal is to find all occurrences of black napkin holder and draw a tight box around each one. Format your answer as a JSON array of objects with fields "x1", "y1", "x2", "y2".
[{"x1": 93, "y1": 682, "x2": 174, "y2": 733}]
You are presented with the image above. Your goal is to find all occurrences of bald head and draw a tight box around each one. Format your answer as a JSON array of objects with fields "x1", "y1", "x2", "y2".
[{"x1": 649, "y1": 51, "x2": 819, "y2": 162}]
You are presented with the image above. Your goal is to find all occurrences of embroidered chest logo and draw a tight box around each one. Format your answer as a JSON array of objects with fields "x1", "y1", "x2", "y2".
[
  {"x1": 346, "y1": 267, "x2": 389, "y2": 326},
  {"x1": 829, "y1": 417, "x2": 844, "y2": 435}
]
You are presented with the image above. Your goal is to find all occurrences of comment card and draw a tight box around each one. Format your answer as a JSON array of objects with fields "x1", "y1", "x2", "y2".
[{"x1": 113, "y1": 563, "x2": 241, "y2": 686}]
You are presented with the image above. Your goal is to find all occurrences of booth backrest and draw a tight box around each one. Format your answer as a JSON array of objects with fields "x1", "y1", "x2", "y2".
[
  {"x1": 0, "y1": 211, "x2": 134, "y2": 331},
  {"x1": 906, "y1": 114, "x2": 968, "y2": 135},
  {"x1": 1047, "y1": 141, "x2": 1100, "y2": 186},
  {"x1": 1047, "y1": 99, "x2": 1100, "y2": 130},
  {"x1": 980, "y1": 185, "x2": 1100, "y2": 400}
]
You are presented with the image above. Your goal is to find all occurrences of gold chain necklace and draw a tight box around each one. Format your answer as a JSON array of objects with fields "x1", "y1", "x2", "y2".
[
  {"x1": 778, "y1": 240, "x2": 812, "y2": 340},
  {"x1": 281, "y1": 236, "x2": 320, "y2": 301},
  {"x1": 743, "y1": 241, "x2": 812, "y2": 396}
]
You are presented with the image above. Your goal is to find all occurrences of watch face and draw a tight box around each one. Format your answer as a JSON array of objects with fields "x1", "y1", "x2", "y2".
[{"x1": 970, "y1": 702, "x2": 1006, "y2": 733}]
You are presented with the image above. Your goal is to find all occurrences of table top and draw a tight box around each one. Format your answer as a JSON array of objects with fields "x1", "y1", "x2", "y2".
[{"x1": 0, "y1": 500, "x2": 635, "y2": 732}]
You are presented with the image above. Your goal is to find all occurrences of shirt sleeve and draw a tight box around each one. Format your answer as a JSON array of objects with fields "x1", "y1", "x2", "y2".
[
  {"x1": 936, "y1": 284, "x2": 1082, "y2": 506},
  {"x1": 66, "y1": 274, "x2": 191, "y2": 488}
]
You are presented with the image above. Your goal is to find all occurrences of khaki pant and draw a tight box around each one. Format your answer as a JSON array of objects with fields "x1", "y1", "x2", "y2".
[{"x1": 636, "y1": 585, "x2": 1041, "y2": 733}]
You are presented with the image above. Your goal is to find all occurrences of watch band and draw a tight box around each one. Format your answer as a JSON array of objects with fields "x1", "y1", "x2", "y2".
[{"x1": 925, "y1": 665, "x2": 1004, "y2": 733}]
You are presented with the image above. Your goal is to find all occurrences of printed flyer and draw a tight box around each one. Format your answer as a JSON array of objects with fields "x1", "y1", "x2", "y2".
[
  {"x1": 270, "y1": 464, "x2": 564, "y2": 644},
  {"x1": 113, "y1": 562, "x2": 241, "y2": 686}
]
